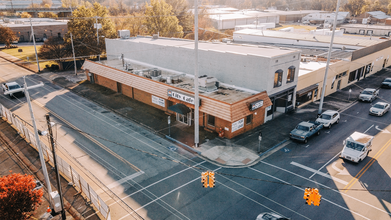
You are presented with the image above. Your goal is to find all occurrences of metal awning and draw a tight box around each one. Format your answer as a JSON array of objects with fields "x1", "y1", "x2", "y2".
[
  {"x1": 297, "y1": 84, "x2": 319, "y2": 97},
  {"x1": 168, "y1": 103, "x2": 191, "y2": 115}
]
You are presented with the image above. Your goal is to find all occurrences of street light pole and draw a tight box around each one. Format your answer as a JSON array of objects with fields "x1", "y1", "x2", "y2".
[
  {"x1": 22, "y1": 77, "x2": 52, "y2": 204},
  {"x1": 258, "y1": 132, "x2": 262, "y2": 153},
  {"x1": 317, "y1": 0, "x2": 341, "y2": 116},
  {"x1": 70, "y1": 33, "x2": 77, "y2": 75},
  {"x1": 29, "y1": 18, "x2": 40, "y2": 72},
  {"x1": 194, "y1": 0, "x2": 199, "y2": 148}
]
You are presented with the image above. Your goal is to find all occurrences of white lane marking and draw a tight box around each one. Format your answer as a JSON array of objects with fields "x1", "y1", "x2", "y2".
[
  {"x1": 364, "y1": 124, "x2": 374, "y2": 134},
  {"x1": 331, "y1": 162, "x2": 350, "y2": 175},
  {"x1": 291, "y1": 161, "x2": 348, "y2": 185},
  {"x1": 375, "y1": 126, "x2": 391, "y2": 134},
  {"x1": 262, "y1": 161, "x2": 391, "y2": 216},
  {"x1": 96, "y1": 171, "x2": 145, "y2": 194},
  {"x1": 108, "y1": 161, "x2": 206, "y2": 205},
  {"x1": 309, "y1": 151, "x2": 341, "y2": 179},
  {"x1": 118, "y1": 167, "x2": 222, "y2": 220},
  {"x1": 249, "y1": 167, "x2": 370, "y2": 220}
]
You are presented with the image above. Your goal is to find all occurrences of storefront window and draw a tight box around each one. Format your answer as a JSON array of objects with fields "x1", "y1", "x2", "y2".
[
  {"x1": 207, "y1": 115, "x2": 215, "y2": 127},
  {"x1": 246, "y1": 115, "x2": 252, "y2": 125},
  {"x1": 274, "y1": 70, "x2": 283, "y2": 88},
  {"x1": 287, "y1": 66, "x2": 295, "y2": 83}
]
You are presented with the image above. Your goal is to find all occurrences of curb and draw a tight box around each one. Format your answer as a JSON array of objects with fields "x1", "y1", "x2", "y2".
[
  {"x1": 0, "y1": 127, "x2": 86, "y2": 220},
  {"x1": 0, "y1": 53, "x2": 38, "y2": 74}
]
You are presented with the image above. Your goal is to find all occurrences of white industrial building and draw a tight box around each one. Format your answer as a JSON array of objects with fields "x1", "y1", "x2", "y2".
[
  {"x1": 105, "y1": 36, "x2": 301, "y2": 120},
  {"x1": 233, "y1": 28, "x2": 391, "y2": 107},
  {"x1": 339, "y1": 24, "x2": 391, "y2": 36},
  {"x1": 302, "y1": 11, "x2": 349, "y2": 24}
]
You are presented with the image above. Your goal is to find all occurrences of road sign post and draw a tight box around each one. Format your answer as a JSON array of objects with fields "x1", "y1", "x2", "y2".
[{"x1": 168, "y1": 115, "x2": 171, "y2": 137}]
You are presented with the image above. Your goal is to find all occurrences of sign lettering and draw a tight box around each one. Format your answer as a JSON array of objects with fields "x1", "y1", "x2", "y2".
[
  {"x1": 167, "y1": 89, "x2": 200, "y2": 105},
  {"x1": 232, "y1": 119, "x2": 244, "y2": 133},
  {"x1": 249, "y1": 100, "x2": 264, "y2": 111},
  {"x1": 152, "y1": 95, "x2": 165, "y2": 107}
]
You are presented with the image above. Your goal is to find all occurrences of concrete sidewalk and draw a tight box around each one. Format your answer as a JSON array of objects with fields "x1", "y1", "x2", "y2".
[{"x1": 1, "y1": 50, "x2": 390, "y2": 169}]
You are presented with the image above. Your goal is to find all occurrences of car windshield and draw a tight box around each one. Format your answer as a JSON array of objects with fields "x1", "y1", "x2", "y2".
[
  {"x1": 362, "y1": 90, "x2": 373, "y2": 95},
  {"x1": 261, "y1": 213, "x2": 279, "y2": 220},
  {"x1": 346, "y1": 141, "x2": 365, "y2": 151},
  {"x1": 9, "y1": 85, "x2": 21, "y2": 90},
  {"x1": 384, "y1": 79, "x2": 391, "y2": 82},
  {"x1": 320, "y1": 114, "x2": 331, "y2": 120},
  {"x1": 296, "y1": 125, "x2": 309, "y2": 131},
  {"x1": 373, "y1": 104, "x2": 385, "y2": 109}
]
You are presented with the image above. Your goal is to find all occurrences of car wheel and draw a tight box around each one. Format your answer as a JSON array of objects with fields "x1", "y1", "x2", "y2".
[
  {"x1": 336, "y1": 118, "x2": 339, "y2": 124},
  {"x1": 367, "y1": 151, "x2": 370, "y2": 156},
  {"x1": 317, "y1": 131, "x2": 320, "y2": 135},
  {"x1": 370, "y1": 98, "x2": 373, "y2": 103},
  {"x1": 328, "y1": 124, "x2": 331, "y2": 129},
  {"x1": 304, "y1": 139, "x2": 308, "y2": 144}
]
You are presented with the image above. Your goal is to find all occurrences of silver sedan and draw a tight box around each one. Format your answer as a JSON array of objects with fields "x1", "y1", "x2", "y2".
[{"x1": 369, "y1": 102, "x2": 390, "y2": 116}]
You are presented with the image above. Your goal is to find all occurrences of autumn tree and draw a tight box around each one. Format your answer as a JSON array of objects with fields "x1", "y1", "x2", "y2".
[
  {"x1": 65, "y1": 2, "x2": 117, "y2": 59},
  {"x1": 144, "y1": 0, "x2": 183, "y2": 38},
  {"x1": 343, "y1": 0, "x2": 366, "y2": 16},
  {"x1": 39, "y1": 36, "x2": 70, "y2": 70},
  {"x1": 20, "y1": 12, "x2": 32, "y2": 18},
  {"x1": 38, "y1": 12, "x2": 58, "y2": 18},
  {"x1": 166, "y1": 0, "x2": 194, "y2": 35},
  {"x1": 0, "y1": 25, "x2": 18, "y2": 48},
  {"x1": 113, "y1": 12, "x2": 147, "y2": 36},
  {"x1": 0, "y1": 172, "x2": 43, "y2": 220}
]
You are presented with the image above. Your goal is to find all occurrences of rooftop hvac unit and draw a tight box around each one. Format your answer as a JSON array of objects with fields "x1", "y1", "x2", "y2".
[
  {"x1": 150, "y1": 68, "x2": 161, "y2": 77},
  {"x1": 198, "y1": 76, "x2": 218, "y2": 87},
  {"x1": 3, "y1": 18, "x2": 9, "y2": 23},
  {"x1": 118, "y1": 30, "x2": 130, "y2": 39},
  {"x1": 15, "y1": 20, "x2": 24, "y2": 24}
]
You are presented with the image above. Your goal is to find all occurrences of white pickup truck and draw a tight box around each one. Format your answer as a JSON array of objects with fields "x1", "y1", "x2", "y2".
[
  {"x1": 2, "y1": 82, "x2": 24, "y2": 98},
  {"x1": 340, "y1": 132, "x2": 374, "y2": 163}
]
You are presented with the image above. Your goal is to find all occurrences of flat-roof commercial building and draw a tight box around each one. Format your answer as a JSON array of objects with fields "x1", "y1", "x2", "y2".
[
  {"x1": 233, "y1": 28, "x2": 391, "y2": 107},
  {"x1": 82, "y1": 58, "x2": 272, "y2": 139},
  {"x1": 0, "y1": 18, "x2": 67, "y2": 42},
  {"x1": 105, "y1": 36, "x2": 301, "y2": 122}
]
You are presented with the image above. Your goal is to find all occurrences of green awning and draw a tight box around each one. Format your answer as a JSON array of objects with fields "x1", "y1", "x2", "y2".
[{"x1": 168, "y1": 103, "x2": 191, "y2": 115}]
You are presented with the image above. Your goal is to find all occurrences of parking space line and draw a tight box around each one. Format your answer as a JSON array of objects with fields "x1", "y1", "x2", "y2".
[
  {"x1": 308, "y1": 152, "x2": 341, "y2": 179},
  {"x1": 261, "y1": 161, "x2": 391, "y2": 216},
  {"x1": 291, "y1": 161, "x2": 348, "y2": 185}
]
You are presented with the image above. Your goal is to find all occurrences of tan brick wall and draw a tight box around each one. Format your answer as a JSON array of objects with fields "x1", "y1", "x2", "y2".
[
  {"x1": 9, "y1": 24, "x2": 68, "y2": 42},
  {"x1": 95, "y1": 75, "x2": 117, "y2": 91},
  {"x1": 134, "y1": 88, "x2": 167, "y2": 111},
  {"x1": 122, "y1": 84, "x2": 133, "y2": 98}
]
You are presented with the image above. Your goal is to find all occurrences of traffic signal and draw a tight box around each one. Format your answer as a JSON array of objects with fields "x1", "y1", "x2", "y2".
[
  {"x1": 312, "y1": 188, "x2": 321, "y2": 206},
  {"x1": 303, "y1": 188, "x2": 312, "y2": 205},
  {"x1": 201, "y1": 172, "x2": 209, "y2": 188},
  {"x1": 209, "y1": 171, "x2": 215, "y2": 188}
]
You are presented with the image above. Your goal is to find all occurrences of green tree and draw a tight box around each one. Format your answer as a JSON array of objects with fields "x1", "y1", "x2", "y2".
[
  {"x1": 144, "y1": 0, "x2": 183, "y2": 38},
  {"x1": 39, "y1": 36, "x2": 70, "y2": 70},
  {"x1": 0, "y1": 25, "x2": 18, "y2": 48},
  {"x1": 166, "y1": 0, "x2": 193, "y2": 35},
  {"x1": 0, "y1": 172, "x2": 43, "y2": 220},
  {"x1": 65, "y1": 2, "x2": 117, "y2": 59}
]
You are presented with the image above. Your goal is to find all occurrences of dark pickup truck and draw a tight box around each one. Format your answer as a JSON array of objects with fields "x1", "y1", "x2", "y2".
[{"x1": 290, "y1": 121, "x2": 323, "y2": 143}]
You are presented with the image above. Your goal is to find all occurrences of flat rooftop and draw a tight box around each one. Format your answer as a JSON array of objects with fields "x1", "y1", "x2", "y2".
[
  {"x1": 115, "y1": 36, "x2": 300, "y2": 59},
  {"x1": 99, "y1": 58, "x2": 261, "y2": 104},
  {"x1": 340, "y1": 24, "x2": 391, "y2": 30},
  {"x1": 234, "y1": 29, "x2": 386, "y2": 47}
]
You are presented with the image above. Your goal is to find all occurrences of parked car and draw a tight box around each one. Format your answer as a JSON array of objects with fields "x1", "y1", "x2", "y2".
[
  {"x1": 369, "y1": 102, "x2": 390, "y2": 116},
  {"x1": 290, "y1": 121, "x2": 323, "y2": 143},
  {"x1": 256, "y1": 212, "x2": 290, "y2": 220},
  {"x1": 381, "y1": 78, "x2": 391, "y2": 88},
  {"x1": 340, "y1": 132, "x2": 373, "y2": 163},
  {"x1": 2, "y1": 82, "x2": 24, "y2": 98},
  {"x1": 316, "y1": 110, "x2": 340, "y2": 129},
  {"x1": 358, "y1": 88, "x2": 379, "y2": 102}
]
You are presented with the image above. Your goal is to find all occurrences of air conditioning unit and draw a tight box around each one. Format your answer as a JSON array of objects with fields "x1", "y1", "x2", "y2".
[
  {"x1": 150, "y1": 68, "x2": 161, "y2": 77},
  {"x1": 118, "y1": 30, "x2": 130, "y2": 39}
]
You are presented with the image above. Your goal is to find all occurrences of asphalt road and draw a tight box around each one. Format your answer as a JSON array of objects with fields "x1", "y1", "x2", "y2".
[{"x1": 2, "y1": 55, "x2": 391, "y2": 220}]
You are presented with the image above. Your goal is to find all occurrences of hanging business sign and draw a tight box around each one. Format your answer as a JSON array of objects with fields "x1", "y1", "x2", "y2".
[
  {"x1": 232, "y1": 119, "x2": 244, "y2": 133},
  {"x1": 249, "y1": 100, "x2": 264, "y2": 111},
  {"x1": 167, "y1": 89, "x2": 200, "y2": 106},
  {"x1": 152, "y1": 95, "x2": 165, "y2": 107}
]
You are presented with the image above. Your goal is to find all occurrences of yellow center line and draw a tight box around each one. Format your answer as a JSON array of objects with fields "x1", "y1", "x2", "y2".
[{"x1": 343, "y1": 138, "x2": 391, "y2": 193}]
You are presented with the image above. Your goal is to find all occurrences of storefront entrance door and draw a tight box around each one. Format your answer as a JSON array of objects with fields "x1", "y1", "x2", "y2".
[{"x1": 176, "y1": 112, "x2": 192, "y2": 126}]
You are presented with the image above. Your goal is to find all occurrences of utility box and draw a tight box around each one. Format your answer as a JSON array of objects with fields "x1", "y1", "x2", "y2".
[
  {"x1": 50, "y1": 191, "x2": 62, "y2": 213},
  {"x1": 118, "y1": 30, "x2": 130, "y2": 39}
]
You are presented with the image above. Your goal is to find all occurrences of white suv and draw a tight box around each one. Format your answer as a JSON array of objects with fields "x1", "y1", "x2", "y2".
[{"x1": 316, "y1": 110, "x2": 340, "y2": 129}]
